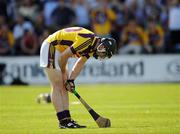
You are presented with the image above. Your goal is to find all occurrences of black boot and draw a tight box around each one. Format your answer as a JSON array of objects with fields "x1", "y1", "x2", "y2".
[
  {"x1": 70, "y1": 119, "x2": 86, "y2": 128},
  {"x1": 59, "y1": 119, "x2": 86, "y2": 129}
]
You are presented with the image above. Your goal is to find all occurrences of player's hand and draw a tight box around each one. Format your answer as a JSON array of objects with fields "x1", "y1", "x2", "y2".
[{"x1": 65, "y1": 79, "x2": 75, "y2": 93}]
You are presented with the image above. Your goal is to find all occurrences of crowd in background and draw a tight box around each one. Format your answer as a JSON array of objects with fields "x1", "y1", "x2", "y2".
[{"x1": 0, "y1": 0, "x2": 180, "y2": 56}]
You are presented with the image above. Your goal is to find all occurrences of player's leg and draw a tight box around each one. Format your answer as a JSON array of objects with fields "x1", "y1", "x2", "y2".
[
  {"x1": 61, "y1": 85, "x2": 70, "y2": 116},
  {"x1": 40, "y1": 41, "x2": 68, "y2": 127},
  {"x1": 40, "y1": 41, "x2": 64, "y2": 112},
  {"x1": 44, "y1": 68, "x2": 64, "y2": 112},
  {"x1": 44, "y1": 68, "x2": 77, "y2": 128},
  {"x1": 40, "y1": 40, "x2": 85, "y2": 128},
  {"x1": 52, "y1": 46, "x2": 72, "y2": 123}
]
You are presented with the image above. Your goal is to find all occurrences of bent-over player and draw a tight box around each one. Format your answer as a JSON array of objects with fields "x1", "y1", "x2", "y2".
[{"x1": 40, "y1": 27, "x2": 116, "y2": 128}]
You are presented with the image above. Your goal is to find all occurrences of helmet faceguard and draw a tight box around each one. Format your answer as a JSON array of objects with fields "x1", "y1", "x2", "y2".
[{"x1": 96, "y1": 38, "x2": 117, "y2": 59}]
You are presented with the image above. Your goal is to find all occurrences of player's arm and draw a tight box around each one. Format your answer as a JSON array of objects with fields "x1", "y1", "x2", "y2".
[
  {"x1": 65, "y1": 56, "x2": 87, "y2": 93},
  {"x1": 65, "y1": 36, "x2": 89, "y2": 92},
  {"x1": 60, "y1": 47, "x2": 73, "y2": 73},
  {"x1": 69, "y1": 56, "x2": 88, "y2": 80},
  {"x1": 68, "y1": 37, "x2": 91, "y2": 80}
]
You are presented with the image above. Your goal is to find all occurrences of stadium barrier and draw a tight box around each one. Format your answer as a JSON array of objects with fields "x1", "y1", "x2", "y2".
[{"x1": 0, "y1": 55, "x2": 180, "y2": 85}]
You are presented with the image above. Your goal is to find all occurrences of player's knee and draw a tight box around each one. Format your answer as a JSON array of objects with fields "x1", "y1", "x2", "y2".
[{"x1": 51, "y1": 81, "x2": 63, "y2": 91}]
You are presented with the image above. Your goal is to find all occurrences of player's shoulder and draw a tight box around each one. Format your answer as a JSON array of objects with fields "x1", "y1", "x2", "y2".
[{"x1": 61, "y1": 27, "x2": 94, "y2": 34}]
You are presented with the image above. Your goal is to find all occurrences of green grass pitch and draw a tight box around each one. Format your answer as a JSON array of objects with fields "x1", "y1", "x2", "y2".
[{"x1": 0, "y1": 84, "x2": 180, "y2": 134}]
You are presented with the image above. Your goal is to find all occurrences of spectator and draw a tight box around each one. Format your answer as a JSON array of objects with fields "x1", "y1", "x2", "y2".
[
  {"x1": 38, "y1": 29, "x2": 50, "y2": 55},
  {"x1": 125, "y1": 0, "x2": 145, "y2": 9},
  {"x1": 42, "y1": 0, "x2": 59, "y2": 26},
  {"x1": 7, "y1": 0, "x2": 18, "y2": 21},
  {"x1": 20, "y1": 29, "x2": 38, "y2": 55},
  {"x1": 111, "y1": 0, "x2": 126, "y2": 46},
  {"x1": 90, "y1": 0, "x2": 116, "y2": 37},
  {"x1": 0, "y1": 24, "x2": 15, "y2": 55},
  {"x1": 144, "y1": 0, "x2": 162, "y2": 23},
  {"x1": 119, "y1": 18, "x2": 150, "y2": 54},
  {"x1": 50, "y1": 0, "x2": 76, "y2": 31},
  {"x1": 72, "y1": 0, "x2": 91, "y2": 29},
  {"x1": 124, "y1": 0, "x2": 145, "y2": 27},
  {"x1": 168, "y1": 0, "x2": 180, "y2": 53},
  {"x1": 39, "y1": 29, "x2": 50, "y2": 45},
  {"x1": 86, "y1": 0, "x2": 99, "y2": 9},
  {"x1": 18, "y1": 0, "x2": 39, "y2": 22},
  {"x1": 158, "y1": 0, "x2": 169, "y2": 30},
  {"x1": 0, "y1": 15, "x2": 6, "y2": 26},
  {"x1": 13, "y1": 15, "x2": 34, "y2": 40},
  {"x1": 34, "y1": 12, "x2": 46, "y2": 37},
  {"x1": 13, "y1": 15, "x2": 34, "y2": 55},
  {"x1": 0, "y1": 0, "x2": 8, "y2": 20},
  {"x1": 146, "y1": 19, "x2": 164, "y2": 54},
  {"x1": 0, "y1": 0, "x2": 178, "y2": 56}
]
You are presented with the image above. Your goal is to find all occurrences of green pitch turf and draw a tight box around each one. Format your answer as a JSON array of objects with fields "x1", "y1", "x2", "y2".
[{"x1": 0, "y1": 84, "x2": 180, "y2": 134}]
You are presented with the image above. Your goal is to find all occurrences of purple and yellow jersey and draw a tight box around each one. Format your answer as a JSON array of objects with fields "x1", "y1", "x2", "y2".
[{"x1": 46, "y1": 27, "x2": 98, "y2": 59}]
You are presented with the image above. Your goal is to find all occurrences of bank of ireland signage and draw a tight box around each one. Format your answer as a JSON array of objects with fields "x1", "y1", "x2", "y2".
[{"x1": 1, "y1": 55, "x2": 180, "y2": 84}]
